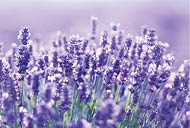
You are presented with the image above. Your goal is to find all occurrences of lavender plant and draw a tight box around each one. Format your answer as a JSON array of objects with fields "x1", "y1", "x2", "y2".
[{"x1": 0, "y1": 17, "x2": 189, "y2": 128}]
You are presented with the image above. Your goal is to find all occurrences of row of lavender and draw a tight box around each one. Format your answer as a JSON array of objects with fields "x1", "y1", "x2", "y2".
[{"x1": 0, "y1": 17, "x2": 189, "y2": 128}]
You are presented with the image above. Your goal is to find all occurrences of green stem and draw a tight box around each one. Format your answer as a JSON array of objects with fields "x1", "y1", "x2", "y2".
[
  {"x1": 115, "y1": 85, "x2": 121, "y2": 103},
  {"x1": 70, "y1": 83, "x2": 77, "y2": 121},
  {"x1": 20, "y1": 80, "x2": 24, "y2": 106}
]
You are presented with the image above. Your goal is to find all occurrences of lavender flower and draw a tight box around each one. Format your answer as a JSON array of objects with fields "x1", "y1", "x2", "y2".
[
  {"x1": 100, "y1": 31, "x2": 108, "y2": 48},
  {"x1": 53, "y1": 51, "x2": 59, "y2": 68},
  {"x1": 98, "y1": 49, "x2": 108, "y2": 67},
  {"x1": 78, "y1": 84, "x2": 90, "y2": 103},
  {"x1": 95, "y1": 98, "x2": 125, "y2": 127},
  {"x1": 59, "y1": 86, "x2": 72, "y2": 115},
  {"x1": 16, "y1": 27, "x2": 31, "y2": 79},
  {"x1": 69, "y1": 119, "x2": 92, "y2": 128},
  {"x1": 0, "y1": 59, "x2": 4, "y2": 82},
  {"x1": 90, "y1": 16, "x2": 98, "y2": 40},
  {"x1": 36, "y1": 103, "x2": 56, "y2": 127},
  {"x1": 17, "y1": 27, "x2": 31, "y2": 45},
  {"x1": 32, "y1": 74, "x2": 40, "y2": 96}
]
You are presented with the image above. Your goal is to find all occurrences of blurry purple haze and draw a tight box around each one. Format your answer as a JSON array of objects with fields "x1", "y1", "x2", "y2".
[{"x1": 0, "y1": 0, "x2": 189, "y2": 68}]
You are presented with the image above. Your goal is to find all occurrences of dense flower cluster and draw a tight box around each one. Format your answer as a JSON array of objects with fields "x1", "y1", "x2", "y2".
[{"x1": 0, "y1": 17, "x2": 189, "y2": 128}]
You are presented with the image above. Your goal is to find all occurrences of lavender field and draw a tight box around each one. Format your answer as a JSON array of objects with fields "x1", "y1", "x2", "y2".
[{"x1": 0, "y1": 0, "x2": 189, "y2": 128}]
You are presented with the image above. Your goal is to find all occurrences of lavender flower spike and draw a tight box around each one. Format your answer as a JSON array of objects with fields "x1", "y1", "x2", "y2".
[
  {"x1": 90, "y1": 16, "x2": 98, "y2": 40},
  {"x1": 17, "y1": 27, "x2": 31, "y2": 45},
  {"x1": 16, "y1": 27, "x2": 31, "y2": 78}
]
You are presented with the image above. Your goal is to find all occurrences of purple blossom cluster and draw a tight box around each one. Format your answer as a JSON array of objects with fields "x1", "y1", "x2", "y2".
[{"x1": 0, "y1": 17, "x2": 189, "y2": 128}]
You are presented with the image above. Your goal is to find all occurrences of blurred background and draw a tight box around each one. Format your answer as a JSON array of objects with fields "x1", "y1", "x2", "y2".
[{"x1": 0, "y1": 0, "x2": 189, "y2": 68}]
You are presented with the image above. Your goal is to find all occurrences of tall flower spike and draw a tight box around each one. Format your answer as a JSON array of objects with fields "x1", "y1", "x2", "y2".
[
  {"x1": 63, "y1": 36, "x2": 69, "y2": 52},
  {"x1": 145, "y1": 28, "x2": 158, "y2": 45},
  {"x1": 90, "y1": 16, "x2": 98, "y2": 40},
  {"x1": 16, "y1": 27, "x2": 31, "y2": 79},
  {"x1": 32, "y1": 74, "x2": 40, "y2": 96},
  {"x1": 18, "y1": 27, "x2": 31, "y2": 45},
  {"x1": 59, "y1": 86, "x2": 72, "y2": 115},
  {"x1": 100, "y1": 31, "x2": 108, "y2": 48},
  {"x1": 110, "y1": 35, "x2": 117, "y2": 53},
  {"x1": 117, "y1": 30, "x2": 124, "y2": 45},
  {"x1": 0, "y1": 59, "x2": 3, "y2": 82},
  {"x1": 141, "y1": 25, "x2": 148, "y2": 36},
  {"x1": 44, "y1": 85, "x2": 53, "y2": 103},
  {"x1": 53, "y1": 51, "x2": 58, "y2": 68},
  {"x1": 78, "y1": 84, "x2": 90, "y2": 103}
]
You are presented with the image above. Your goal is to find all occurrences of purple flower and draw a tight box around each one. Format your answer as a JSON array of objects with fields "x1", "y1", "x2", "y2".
[
  {"x1": 68, "y1": 35, "x2": 84, "y2": 56},
  {"x1": 162, "y1": 87, "x2": 169, "y2": 99},
  {"x1": 181, "y1": 119, "x2": 190, "y2": 128},
  {"x1": 170, "y1": 124, "x2": 181, "y2": 128},
  {"x1": 171, "y1": 75, "x2": 181, "y2": 97},
  {"x1": 32, "y1": 74, "x2": 40, "y2": 96},
  {"x1": 0, "y1": 59, "x2": 4, "y2": 81},
  {"x1": 36, "y1": 112, "x2": 47, "y2": 127},
  {"x1": 38, "y1": 58, "x2": 46, "y2": 70},
  {"x1": 133, "y1": 91, "x2": 139, "y2": 106},
  {"x1": 84, "y1": 53, "x2": 91, "y2": 70},
  {"x1": 59, "y1": 86, "x2": 72, "y2": 115},
  {"x1": 63, "y1": 36, "x2": 69, "y2": 52},
  {"x1": 16, "y1": 27, "x2": 31, "y2": 79},
  {"x1": 104, "y1": 68, "x2": 114, "y2": 85},
  {"x1": 137, "y1": 43, "x2": 143, "y2": 58},
  {"x1": 110, "y1": 35, "x2": 117, "y2": 52},
  {"x1": 158, "y1": 100, "x2": 176, "y2": 127},
  {"x1": 44, "y1": 55, "x2": 49, "y2": 65},
  {"x1": 1, "y1": 93, "x2": 18, "y2": 127},
  {"x1": 17, "y1": 27, "x2": 31, "y2": 45},
  {"x1": 90, "y1": 16, "x2": 98, "y2": 40},
  {"x1": 130, "y1": 42, "x2": 137, "y2": 60},
  {"x1": 44, "y1": 85, "x2": 53, "y2": 103},
  {"x1": 119, "y1": 47, "x2": 124, "y2": 58},
  {"x1": 78, "y1": 84, "x2": 90, "y2": 103},
  {"x1": 95, "y1": 98, "x2": 125, "y2": 127},
  {"x1": 141, "y1": 26, "x2": 148, "y2": 36},
  {"x1": 69, "y1": 119, "x2": 92, "y2": 128},
  {"x1": 125, "y1": 36, "x2": 132, "y2": 50},
  {"x1": 149, "y1": 110, "x2": 158, "y2": 121},
  {"x1": 82, "y1": 39, "x2": 89, "y2": 52},
  {"x1": 111, "y1": 22, "x2": 120, "y2": 32},
  {"x1": 26, "y1": 116, "x2": 34, "y2": 128},
  {"x1": 53, "y1": 51, "x2": 58, "y2": 68},
  {"x1": 98, "y1": 49, "x2": 108, "y2": 67},
  {"x1": 17, "y1": 46, "x2": 31, "y2": 74},
  {"x1": 113, "y1": 59, "x2": 121, "y2": 75},
  {"x1": 36, "y1": 104, "x2": 56, "y2": 127},
  {"x1": 100, "y1": 31, "x2": 108, "y2": 48},
  {"x1": 159, "y1": 70, "x2": 171, "y2": 83},
  {"x1": 145, "y1": 28, "x2": 157, "y2": 44},
  {"x1": 60, "y1": 55, "x2": 73, "y2": 77},
  {"x1": 117, "y1": 30, "x2": 123, "y2": 45}
]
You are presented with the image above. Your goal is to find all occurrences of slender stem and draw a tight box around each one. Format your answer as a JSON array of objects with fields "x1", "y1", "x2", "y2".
[
  {"x1": 70, "y1": 83, "x2": 77, "y2": 121},
  {"x1": 20, "y1": 80, "x2": 24, "y2": 106}
]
